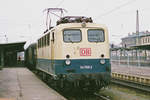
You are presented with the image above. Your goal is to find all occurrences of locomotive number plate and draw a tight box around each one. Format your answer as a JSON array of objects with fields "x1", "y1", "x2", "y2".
[
  {"x1": 80, "y1": 48, "x2": 91, "y2": 56},
  {"x1": 80, "y1": 65, "x2": 92, "y2": 69}
]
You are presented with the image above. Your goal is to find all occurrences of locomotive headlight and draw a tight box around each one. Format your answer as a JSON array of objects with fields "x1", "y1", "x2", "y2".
[
  {"x1": 81, "y1": 22, "x2": 86, "y2": 27},
  {"x1": 100, "y1": 59, "x2": 105, "y2": 64},
  {"x1": 65, "y1": 59, "x2": 71, "y2": 65}
]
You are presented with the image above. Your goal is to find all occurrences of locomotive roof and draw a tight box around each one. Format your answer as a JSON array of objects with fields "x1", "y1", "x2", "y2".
[
  {"x1": 55, "y1": 23, "x2": 107, "y2": 29},
  {"x1": 56, "y1": 16, "x2": 93, "y2": 25}
]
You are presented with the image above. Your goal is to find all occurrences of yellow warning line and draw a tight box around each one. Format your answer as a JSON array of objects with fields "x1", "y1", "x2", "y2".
[
  {"x1": 0, "y1": 99, "x2": 15, "y2": 100},
  {"x1": 111, "y1": 72, "x2": 150, "y2": 85}
]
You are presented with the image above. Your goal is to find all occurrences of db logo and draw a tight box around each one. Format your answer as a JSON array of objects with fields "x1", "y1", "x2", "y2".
[{"x1": 80, "y1": 48, "x2": 91, "y2": 56}]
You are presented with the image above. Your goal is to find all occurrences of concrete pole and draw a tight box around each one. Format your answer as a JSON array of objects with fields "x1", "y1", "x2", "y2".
[
  {"x1": 127, "y1": 51, "x2": 129, "y2": 67},
  {"x1": 119, "y1": 50, "x2": 120, "y2": 65},
  {"x1": 138, "y1": 49, "x2": 140, "y2": 67},
  {"x1": 145, "y1": 50, "x2": 147, "y2": 60}
]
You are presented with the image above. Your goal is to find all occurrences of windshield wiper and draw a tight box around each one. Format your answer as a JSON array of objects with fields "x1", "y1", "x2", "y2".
[
  {"x1": 94, "y1": 37, "x2": 100, "y2": 43},
  {"x1": 68, "y1": 38, "x2": 74, "y2": 43}
]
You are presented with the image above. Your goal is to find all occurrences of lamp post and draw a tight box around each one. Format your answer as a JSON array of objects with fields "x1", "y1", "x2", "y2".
[{"x1": 0, "y1": 34, "x2": 8, "y2": 43}]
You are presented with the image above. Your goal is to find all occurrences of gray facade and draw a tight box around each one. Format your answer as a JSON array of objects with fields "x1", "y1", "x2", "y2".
[{"x1": 121, "y1": 31, "x2": 150, "y2": 48}]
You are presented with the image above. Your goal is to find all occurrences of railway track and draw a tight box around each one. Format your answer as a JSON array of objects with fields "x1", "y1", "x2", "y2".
[
  {"x1": 94, "y1": 93, "x2": 111, "y2": 100},
  {"x1": 111, "y1": 78, "x2": 150, "y2": 92},
  {"x1": 36, "y1": 70, "x2": 150, "y2": 100},
  {"x1": 64, "y1": 93, "x2": 111, "y2": 100}
]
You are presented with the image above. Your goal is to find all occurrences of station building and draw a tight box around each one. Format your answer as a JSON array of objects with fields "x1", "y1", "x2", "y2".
[
  {"x1": 111, "y1": 31, "x2": 150, "y2": 66},
  {"x1": 121, "y1": 31, "x2": 150, "y2": 50},
  {"x1": 121, "y1": 31, "x2": 150, "y2": 48}
]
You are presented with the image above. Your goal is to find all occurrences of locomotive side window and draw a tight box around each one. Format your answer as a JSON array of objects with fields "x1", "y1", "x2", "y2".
[
  {"x1": 39, "y1": 39, "x2": 41, "y2": 48},
  {"x1": 88, "y1": 29, "x2": 105, "y2": 42},
  {"x1": 38, "y1": 40, "x2": 40, "y2": 48},
  {"x1": 44, "y1": 36, "x2": 46, "y2": 46},
  {"x1": 47, "y1": 33, "x2": 50, "y2": 45},
  {"x1": 63, "y1": 29, "x2": 81, "y2": 43},
  {"x1": 42, "y1": 37, "x2": 44, "y2": 47},
  {"x1": 42, "y1": 37, "x2": 45, "y2": 47},
  {"x1": 52, "y1": 32, "x2": 55, "y2": 42}
]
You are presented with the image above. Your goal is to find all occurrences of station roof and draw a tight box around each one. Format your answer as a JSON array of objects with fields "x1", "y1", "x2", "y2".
[
  {"x1": 132, "y1": 44, "x2": 150, "y2": 50},
  {"x1": 111, "y1": 44, "x2": 150, "y2": 51},
  {"x1": 0, "y1": 41, "x2": 26, "y2": 52}
]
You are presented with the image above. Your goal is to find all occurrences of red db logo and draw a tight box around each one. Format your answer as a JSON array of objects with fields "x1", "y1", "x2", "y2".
[{"x1": 80, "y1": 48, "x2": 91, "y2": 56}]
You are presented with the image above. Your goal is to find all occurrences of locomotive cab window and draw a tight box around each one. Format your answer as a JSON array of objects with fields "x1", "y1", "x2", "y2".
[
  {"x1": 63, "y1": 29, "x2": 81, "y2": 43},
  {"x1": 88, "y1": 29, "x2": 105, "y2": 42}
]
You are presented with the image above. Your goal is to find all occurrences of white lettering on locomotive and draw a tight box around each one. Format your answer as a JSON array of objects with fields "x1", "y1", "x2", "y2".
[{"x1": 80, "y1": 65, "x2": 92, "y2": 69}]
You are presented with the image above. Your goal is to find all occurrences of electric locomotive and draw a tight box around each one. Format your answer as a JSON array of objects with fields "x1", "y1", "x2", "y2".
[{"x1": 35, "y1": 16, "x2": 111, "y2": 92}]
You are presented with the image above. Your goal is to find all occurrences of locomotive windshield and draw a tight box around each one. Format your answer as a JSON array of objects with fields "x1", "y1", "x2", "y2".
[
  {"x1": 88, "y1": 29, "x2": 105, "y2": 42},
  {"x1": 63, "y1": 29, "x2": 81, "y2": 42}
]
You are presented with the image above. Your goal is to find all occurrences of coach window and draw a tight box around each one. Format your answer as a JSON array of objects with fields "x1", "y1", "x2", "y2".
[
  {"x1": 63, "y1": 29, "x2": 81, "y2": 43},
  {"x1": 88, "y1": 29, "x2": 105, "y2": 42}
]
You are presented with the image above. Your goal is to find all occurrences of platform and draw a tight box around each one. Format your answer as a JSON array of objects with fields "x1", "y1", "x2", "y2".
[
  {"x1": 111, "y1": 63, "x2": 150, "y2": 84},
  {"x1": 0, "y1": 68, "x2": 66, "y2": 100}
]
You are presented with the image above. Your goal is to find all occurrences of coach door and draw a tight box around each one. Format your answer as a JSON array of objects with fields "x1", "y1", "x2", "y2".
[{"x1": 51, "y1": 32, "x2": 55, "y2": 69}]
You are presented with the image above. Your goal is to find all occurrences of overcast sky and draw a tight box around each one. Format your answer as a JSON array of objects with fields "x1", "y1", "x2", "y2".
[{"x1": 0, "y1": 0, "x2": 150, "y2": 44}]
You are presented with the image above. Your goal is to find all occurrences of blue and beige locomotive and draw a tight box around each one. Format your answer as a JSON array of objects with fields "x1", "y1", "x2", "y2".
[{"x1": 26, "y1": 16, "x2": 111, "y2": 92}]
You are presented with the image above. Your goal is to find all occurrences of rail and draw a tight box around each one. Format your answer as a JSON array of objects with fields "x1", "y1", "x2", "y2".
[
  {"x1": 94, "y1": 93, "x2": 111, "y2": 100},
  {"x1": 111, "y1": 78, "x2": 150, "y2": 92}
]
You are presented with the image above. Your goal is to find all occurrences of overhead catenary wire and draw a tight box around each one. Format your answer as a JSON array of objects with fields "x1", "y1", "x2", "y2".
[
  {"x1": 94, "y1": 0, "x2": 137, "y2": 20},
  {"x1": 56, "y1": 0, "x2": 65, "y2": 7}
]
